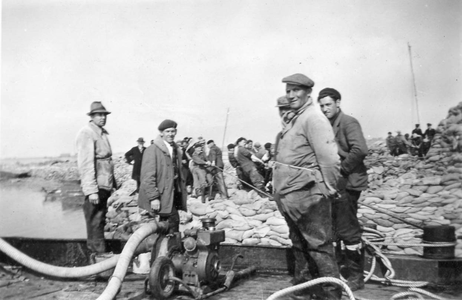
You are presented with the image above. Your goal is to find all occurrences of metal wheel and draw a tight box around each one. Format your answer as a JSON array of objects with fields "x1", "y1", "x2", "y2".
[{"x1": 149, "y1": 256, "x2": 176, "y2": 299}]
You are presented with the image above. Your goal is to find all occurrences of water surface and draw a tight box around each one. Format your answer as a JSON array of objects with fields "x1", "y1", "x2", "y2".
[{"x1": 0, "y1": 181, "x2": 86, "y2": 239}]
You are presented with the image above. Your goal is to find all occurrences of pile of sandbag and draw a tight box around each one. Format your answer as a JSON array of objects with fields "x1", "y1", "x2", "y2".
[
  {"x1": 186, "y1": 190, "x2": 291, "y2": 247},
  {"x1": 359, "y1": 102, "x2": 462, "y2": 257}
]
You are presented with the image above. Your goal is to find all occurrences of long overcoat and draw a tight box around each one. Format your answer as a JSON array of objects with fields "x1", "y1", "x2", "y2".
[
  {"x1": 124, "y1": 146, "x2": 145, "y2": 182},
  {"x1": 138, "y1": 136, "x2": 187, "y2": 214}
]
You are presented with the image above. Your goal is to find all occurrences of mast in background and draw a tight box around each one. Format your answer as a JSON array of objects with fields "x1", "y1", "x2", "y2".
[
  {"x1": 408, "y1": 42, "x2": 421, "y2": 125},
  {"x1": 221, "y1": 108, "x2": 230, "y2": 150}
]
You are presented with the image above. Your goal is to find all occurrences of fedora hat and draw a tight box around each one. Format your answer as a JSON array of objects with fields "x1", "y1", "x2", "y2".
[
  {"x1": 137, "y1": 137, "x2": 145, "y2": 143},
  {"x1": 87, "y1": 101, "x2": 111, "y2": 115}
]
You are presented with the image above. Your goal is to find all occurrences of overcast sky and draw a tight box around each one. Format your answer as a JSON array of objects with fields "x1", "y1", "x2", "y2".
[{"x1": 1, "y1": 0, "x2": 461, "y2": 158}]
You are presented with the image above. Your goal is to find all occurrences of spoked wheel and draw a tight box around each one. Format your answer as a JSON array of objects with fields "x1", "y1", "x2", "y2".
[{"x1": 149, "y1": 256, "x2": 176, "y2": 299}]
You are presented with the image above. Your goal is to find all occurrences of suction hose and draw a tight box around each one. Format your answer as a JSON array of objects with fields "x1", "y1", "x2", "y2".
[
  {"x1": 97, "y1": 221, "x2": 167, "y2": 300},
  {"x1": 0, "y1": 238, "x2": 119, "y2": 278}
]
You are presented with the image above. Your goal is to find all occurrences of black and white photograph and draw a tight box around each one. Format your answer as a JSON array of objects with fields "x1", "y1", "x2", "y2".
[{"x1": 1, "y1": 0, "x2": 461, "y2": 299}]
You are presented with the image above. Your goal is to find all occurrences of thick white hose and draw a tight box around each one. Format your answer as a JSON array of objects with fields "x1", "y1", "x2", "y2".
[
  {"x1": 266, "y1": 277, "x2": 355, "y2": 300},
  {"x1": 0, "y1": 238, "x2": 119, "y2": 278},
  {"x1": 97, "y1": 222, "x2": 164, "y2": 300}
]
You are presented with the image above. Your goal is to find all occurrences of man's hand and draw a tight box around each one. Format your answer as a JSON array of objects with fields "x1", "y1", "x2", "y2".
[
  {"x1": 151, "y1": 199, "x2": 160, "y2": 212},
  {"x1": 89, "y1": 193, "x2": 100, "y2": 205}
]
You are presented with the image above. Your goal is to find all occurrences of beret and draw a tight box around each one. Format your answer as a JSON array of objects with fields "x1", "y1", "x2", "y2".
[
  {"x1": 427, "y1": 123, "x2": 432, "y2": 126},
  {"x1": 227, "y1": 143, "x2": 235, "y2": 150},
  {"x1": 282, "y1": 73, "x2": 314, "y2": 88},
  {"x1": 276, "y1": 95, "x2": 290, "y2": 107},
  {"x1": 207, "y1": 140, "x2": 214, "y2": 144},
  {"x1": 415, "y1": 124, "x2": 420, "y2": 127},
  {"x1": 158, "y1": 119, "x2": 177, "y2": 131},
  {"x1": 318, "y1": 88, "x2": 341, "y2": 101}
]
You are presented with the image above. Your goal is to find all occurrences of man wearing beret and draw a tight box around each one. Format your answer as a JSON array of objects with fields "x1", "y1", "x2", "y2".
[
  {"x1": 76, "y1": 101, "x2": 116, "y2": 256},
  {"x1": 273, "y1": 74, "x2": 342, "y2": 300},
  {"x1": 318, "y1": 88, "x2": 368, "y2": 291},
  {"x1": 138, "y1": 119, "x2": 187, "y2": 234}
]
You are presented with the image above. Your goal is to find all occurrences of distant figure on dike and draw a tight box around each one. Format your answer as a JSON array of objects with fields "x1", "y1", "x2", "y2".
[
  {"x1": 411, "y1": 124, "x2": 423, "y2": 137},
  {"x1": 386, "y1": 132, "x2": 396, "y2": 155},
  {"x1": 124, "y1": 137, "x2": 146, "y2": 190},
  {"x1": 75, "y1": 101, "x2": 116, "y2": 256}
]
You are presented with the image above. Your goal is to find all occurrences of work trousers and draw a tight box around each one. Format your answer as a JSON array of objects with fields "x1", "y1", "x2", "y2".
[
  {"x1": 211, "y1": 169, "x2": 228, "y2": 198},
  {"x1": 332, "y1": 189, "x2": 362, "y2": 246},
  {"x1": 242, "y1": 164, "x2": 265, "y2": 191},
  {"x1": 83, "y1": 189, "x2": 111, "y2": 254},
  {"x1": 275, "y1": 188, "x2": 339, "y2": 283},
  {"x1": 192, "y1": 167, "x2": 213, "y2": 189}
]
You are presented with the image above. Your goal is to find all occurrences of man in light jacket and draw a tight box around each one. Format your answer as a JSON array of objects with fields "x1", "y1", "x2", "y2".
[
  {"x1": 318, "y1": 87, "x2": 369, "y2": 291},
  {"x1": 76, "y1": 101, "x2": 116, "y2": 255},
  {"x1": 273, "y1": 74, "x2": 341, "y2": 300},
  {"x1": 138, "y1": 119, "x2": 187, "y2": 234}
]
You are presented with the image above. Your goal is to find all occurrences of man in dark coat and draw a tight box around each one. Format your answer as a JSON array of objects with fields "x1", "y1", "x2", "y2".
[
  {"x1": 207, "y1": 140, "x2": 229, "y2": 199},
  {"x1": 125, "y1": 137, "x2": 146, "y2": 190},
  {"x1": 411, "y1": 124, "x2": 423, "y2": 137},
  {"x1": 424, "y1": 123, "x2": 436, "y2": 141},
  {"x1": 138, "y1": 119, "x2": 187, "y2": 234},
  {"x1": 386, "y1": 132, "x2": 396, "y2": 156},
  {"x1": 318, "y1": 87, "x2": 368, "y2": 291}
]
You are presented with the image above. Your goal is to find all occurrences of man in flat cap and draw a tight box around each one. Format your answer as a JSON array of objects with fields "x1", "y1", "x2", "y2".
[
  {"x1": 138, "y1": 119, "x2": 187, "y2": 233},
  {"x1": 424, "y1": 123, "x2": 436, "y2": 141},
  {"x1": 76, "y1": 101, "x2": 116, "y2": 257},
  {"x1": 124, "y1": 137, "x2": 146, "y2": 191},
  {"x1": 273, "y1": 74, "x2": 342, "y2": 300},
  {"x1": 318, "y1": 87, "x2": 368, "y2": 291},
  {"x1": 411, "y1": 124, "x2": 423, "y2": 137}
]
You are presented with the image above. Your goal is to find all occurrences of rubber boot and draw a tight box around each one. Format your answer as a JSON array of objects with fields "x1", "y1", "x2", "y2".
[
  {"x1": 289, "y1": 250, "x2": 314, "y2": 300},
  {"x1": 344, "y1": 248, "x2": 365, "y2": 291},
  {"x1": 201, "y1": 187, "x2": 207, "y2": 203}
]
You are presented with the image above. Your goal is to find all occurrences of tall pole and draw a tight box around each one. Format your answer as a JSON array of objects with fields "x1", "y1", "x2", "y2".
[
  {"x1": 221, "y1": 108, "x2": 230, "y2": 150},
  {"x1": 408, "y1": 42, "x2": 421, "y2": 125}
]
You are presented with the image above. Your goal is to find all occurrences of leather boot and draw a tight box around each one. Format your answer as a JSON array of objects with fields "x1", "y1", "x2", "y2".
[{"x1": 344, "y1": 248, "x2": 365, "y2": 291}]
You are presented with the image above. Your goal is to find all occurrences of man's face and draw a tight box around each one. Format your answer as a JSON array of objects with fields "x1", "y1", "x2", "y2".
[
  {"x1": 286, "y1": 84, "x2": 311, "y2": 110},
  {"x1": 91, "y1": 113, "x2": 108, "y2": 127},
  {"x1": 245, "y1": 142, "x2": 253, "y2": 149},
  {"x1": 278, "y1": 107, "x2": 292, "y2": 117},
  {"x1": 160, "y1": 128, "x2": 177, "y2": 143},
  {"x1": 318, "y1": 96, "x2": 340, "y2": 120},
  {"x1": 238, "y1": 139, "x2": 247, "y2": 147},
  {"x1": 228, "y1": 148, "x2": 235, "y2": 154},
  {"x1": 194, "y1": 146, "x2": 202, "y2": 154}
]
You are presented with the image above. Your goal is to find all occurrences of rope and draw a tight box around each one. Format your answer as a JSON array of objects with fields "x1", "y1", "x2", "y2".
[
  {"x1": 265, "y1": 277, "x2": 355, "y2": 300},
  {"x1": 212, "y1": 165, "x2": 274, "y2": 199},
  {"x1": 359, "y1": 202, "x2": 424, "y2": 229}
]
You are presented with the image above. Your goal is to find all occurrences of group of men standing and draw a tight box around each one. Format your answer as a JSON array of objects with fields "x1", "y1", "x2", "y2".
[
  {"x1": 75, "y1": 71, "x2": 369, "y2": 300},
  {"x1": 386, "y1": 123, "x2": 436, "y2": 157}
]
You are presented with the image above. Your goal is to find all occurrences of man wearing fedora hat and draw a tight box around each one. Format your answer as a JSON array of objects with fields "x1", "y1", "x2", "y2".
[
  {"x1": 125, "y1": 137, "x2": 146, "y2": 190},
  {"x1": 76, "y1": 101, "x2": 116, "y2": 255}
]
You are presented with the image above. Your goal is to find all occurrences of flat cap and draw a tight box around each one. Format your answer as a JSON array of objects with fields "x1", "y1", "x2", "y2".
[
  {"x1": 276, "y1": 95, "x2": 290, "y2": 107},
  {"x1": 282, "y1": 73, "x2": 314, "y2": 88},
  {"x1": 318, "y1": 88, "x2": 341, "y2": 101},
  {"x1": 158, "y1": 119, "x2": 177, "y2": 132}
]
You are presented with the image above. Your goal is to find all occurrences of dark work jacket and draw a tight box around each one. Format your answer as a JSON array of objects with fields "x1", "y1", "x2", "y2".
[
  {"x1": 125, "y1": 146, "x2": 146, "y2": 180},
  {"x1": 207, "y1": 145, "x2": 224, "y2": 169},
  {"x1": 138, "y1": 136, "x2": 187, "y2": 214},
  {"x1": 331, "y1": 110, "x2": 369, "y2": 191}
]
